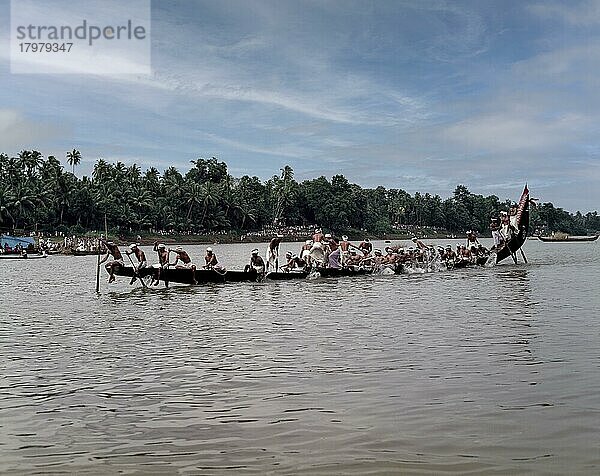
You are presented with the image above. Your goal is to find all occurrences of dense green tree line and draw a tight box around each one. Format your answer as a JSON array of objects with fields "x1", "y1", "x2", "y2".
[{"x1": 0, "y1": 150, "x2": 598, "y2": 236}]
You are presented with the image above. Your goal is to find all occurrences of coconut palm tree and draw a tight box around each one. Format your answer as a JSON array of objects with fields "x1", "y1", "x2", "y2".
[
  {"x1": 273, "y1": 165, "x2": 297, "y2": 224},
  {"x1": 181, "y1": 181, "x2": 203, "y2": 221},
  {"x1": 66, "y1": 149, "x2": 81, "y2": 175},
  {"x1": 200, "y1": 181, "x2": 219, "y2": 228},
  {"x1": 0, "y1": 183, "x2": 15, "y2": 226}
]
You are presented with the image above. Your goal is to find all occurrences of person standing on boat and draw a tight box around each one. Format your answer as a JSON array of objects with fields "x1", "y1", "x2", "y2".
[
  {"x1": 308, "y1": 240, "x2": 325, "y2": 267},
  {"x1": 299, "y1": 240, "x2": 313, "y2": 267},
  {"x1": 312, "y1": 228, "x2": 324, "y2": 243},
  {"x1": 490, "y1": 217, "x2": 504, "y2": 250},
  {"x1": 509, "y1": 203, "x2": 519, "y2": 229},
  {"x1": 267, "y1": 234, "x2": 283, "y2": 271},
  {"x1": 328, "y1": 247, "x2": 342, "y2": 269},
  {"x1": 169, "y1": 246, "x2": 197, "y2": 284},
  {"x1": 500, "y1": 211, "x2": 511, "y2": 241},
  {"x1": 100, "y1": 239, "x2": 124, "y2": 283},
  {"x1": 245, "y1": 249, "x2": 265, "y2": 275},
  {"x1": 339, "y1": 235, "x2": 355, "y2": 265}
]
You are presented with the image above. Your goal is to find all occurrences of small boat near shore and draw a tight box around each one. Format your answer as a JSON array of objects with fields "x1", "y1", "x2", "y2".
[
  {"x1": 538, "y1": 234, "x2": 599, "y2": 242},
  {"x1": 69, "y1": 249, "x2": 103, "y2": 256},
  {"x1": 0, "y1": 252, "x2": 48, "y2": 260}
]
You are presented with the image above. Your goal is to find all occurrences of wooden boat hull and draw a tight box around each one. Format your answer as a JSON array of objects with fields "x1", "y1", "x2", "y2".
[
  {"x1": 451, "y1": 256, "x2": 490, "y2": 269},
  {"x1": 266, "y1": 264, "x2": 403, "y2": 280},
  {"x1": 112, "y1": 265, "x2": 259, "y2": 284},
  {"x1": 266, "y1": 271, "x2": 309, "y2": 280},
  {"x1": 538, "y1": 235, "x2": 599, "y2": 242},
  {"x1": 110, "y1": 263, "x2": 404, "y2": 285}
]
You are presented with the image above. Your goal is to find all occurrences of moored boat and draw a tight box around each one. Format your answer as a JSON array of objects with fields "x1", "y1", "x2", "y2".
[
  {"x1": 0, "y1": 252, "x2": 48, "y2": 260},
  {"x1": 69, "y1": 248, "x2": 104, "y2": 256},
  {"x1": 538, "y1": 234, "x2": 599, "y2": 242}
]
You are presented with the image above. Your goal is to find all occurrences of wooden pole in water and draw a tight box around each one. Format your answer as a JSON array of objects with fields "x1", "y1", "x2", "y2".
[
  {"x1": 95, "y1": 250, "x2": 101, "y2": 293},
  {"x1": 95, "y1": 213, "x2": 109, "y2": 294},
  {"x1": 520, "y1": 248, "x2": 528, "y2": 264}
]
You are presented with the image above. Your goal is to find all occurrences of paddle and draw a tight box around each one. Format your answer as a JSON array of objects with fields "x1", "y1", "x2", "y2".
[{"x1": 126, "y1": 252, "x2": 148, "y2": 288}]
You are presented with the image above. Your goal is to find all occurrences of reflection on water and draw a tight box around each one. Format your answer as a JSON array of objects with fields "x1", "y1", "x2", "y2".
[{"x1": 1, "y1": 240, "x2": 599, "y2": 473}]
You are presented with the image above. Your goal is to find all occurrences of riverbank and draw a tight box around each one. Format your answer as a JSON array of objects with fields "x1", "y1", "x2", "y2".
[
  {"x1": 3, "y1": 228, "x2": 460, "y2": 251},
  {"x1": 120, "y1": 231, "x2": 457, "y2": 246}
]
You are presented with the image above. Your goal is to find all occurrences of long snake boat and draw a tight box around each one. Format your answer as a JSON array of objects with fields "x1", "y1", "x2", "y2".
[{"x1": 106, "y1": 185, "x2": 531, "y2": 286}]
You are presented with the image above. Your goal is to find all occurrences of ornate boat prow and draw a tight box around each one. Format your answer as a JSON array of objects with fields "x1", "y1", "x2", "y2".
[{"x1": 496, "y1": 185, "x2": 530, "y2": 264}]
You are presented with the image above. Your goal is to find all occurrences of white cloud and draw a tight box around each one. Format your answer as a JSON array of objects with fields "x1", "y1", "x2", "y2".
[
  {"x1": 528, "y1": 0, "x2": 600, "y2": 26},
  {"x1": 0, "y1": 109, "x2": 67, "y2": 150},
  {"x1": 442, "y1": 112, "x2": 589, "y2": 153}
]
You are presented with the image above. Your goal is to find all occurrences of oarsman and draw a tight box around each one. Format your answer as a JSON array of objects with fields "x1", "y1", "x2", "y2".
[
  {"x1": 267, "y1": 233, "x2": 283, "y2": 271},
  {"x1": 445, "y1": 244, "x2": 457, "y2": 261},
  {"x1": 100, "y1": 239, "x2": 124, "y2": 283},
  {"x1": 411, "y1": 237, "x2": 427, "y2": 250},
  {"x1": 339, "y1": 235, "x2": 351, "y2": 252},
  {"x1": 362, "y1": 248, "x2": 384, "y2": 267},
  {"x1": 358, "y1": 238, "x2": 372, "y2": 255},
  {"x1": 466, "y1": 230, "x2": 480, "y2": 249},
  {"x1": 437, "y1": 246, "x2": 446, "y2": 261},
  {"x1": 152, "y1": 242, "x2": 169, "y2": 285},
  {"x1": 339, "y1": 235, "x2": 353, "y2": 265},
  {"x1": 203, "y1": 247, "x2": 219, "y2": 269},
  {"x1": 460, "y1": 245, "x2": 472, "y2": 260},
  {"x1": 126, "y1": 243, "x2": 147, "y2": 271},
  {"x1": 383, "y1": 247, "x2": 396, "y2": 264},
  {"x1": 169, "y1": 245, "x2": 197, "y2": 284},
  {"x1": 244, "y1": 249, "x2": 265, "y2": 275},
  {"x1": 312, "y1": 228, "x2": 324, "y2": 243},
  {"x1": 126, "y1": 243, "x2": 148, "y2": 285},
  {"x1": 345, "y1": 250, "x2": 363, "y2": 267},
  {"x1": 281, "y1": 251, "x2": 307, "y2": 272},
  {"x1": 397, "y1": 248, "x2": 409, "y2": 264},
  {"x1": 372, "y1": 248, "x2": 385, "y2": 266},
  {"x1": 324, "y1": 233, "x2": 338, "y2": 251}
]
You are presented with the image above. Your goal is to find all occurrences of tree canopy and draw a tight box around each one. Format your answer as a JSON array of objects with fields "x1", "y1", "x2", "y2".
[{"x1": 1, "y1": 150, "x2": 598, "y2": 236}]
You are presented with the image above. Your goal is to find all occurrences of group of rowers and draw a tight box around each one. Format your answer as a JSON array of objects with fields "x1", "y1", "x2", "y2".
[
  {"x1": 99, "y1": 221, "x2": 511, "y2": 284},
  {"x1": 100, "y1": 238, "x2": 219, "y2": 285},
  {"x1": 258, "y1": 228, "x2": 493, "y2": 274}
]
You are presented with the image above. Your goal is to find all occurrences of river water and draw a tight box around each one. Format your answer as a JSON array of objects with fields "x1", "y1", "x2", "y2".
[{"x1": 1, "y1": 239, "x2": 599, "y2": 474}]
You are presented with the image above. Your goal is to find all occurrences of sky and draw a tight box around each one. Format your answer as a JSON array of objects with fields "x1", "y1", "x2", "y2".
[{"x1": 1, "y1": 0, "x2": 599, "y2": 212}]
